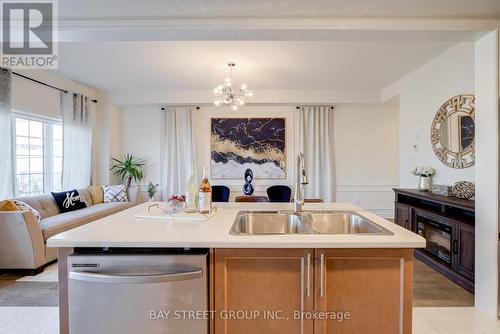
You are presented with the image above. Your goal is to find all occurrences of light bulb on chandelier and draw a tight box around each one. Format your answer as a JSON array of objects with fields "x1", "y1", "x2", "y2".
[{"x1": 213, "y1": 62, "x2": 253, "y2": 109}]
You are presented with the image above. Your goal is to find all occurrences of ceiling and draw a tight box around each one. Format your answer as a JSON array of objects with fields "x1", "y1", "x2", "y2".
[
  {"x1": 59, "y1": 0, "x2": 500, "y2": 19},
  {"x1": 52, "y1": 1, "x2": 493, "y2": 100},
  {"x1": 54, "y1": 41, "x2": 458, "y2": 93}
]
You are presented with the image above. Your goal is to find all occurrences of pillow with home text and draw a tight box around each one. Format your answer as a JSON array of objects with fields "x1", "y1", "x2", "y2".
[{"x1": 51, "y1": 189, "x2": 87, "y2": 213}]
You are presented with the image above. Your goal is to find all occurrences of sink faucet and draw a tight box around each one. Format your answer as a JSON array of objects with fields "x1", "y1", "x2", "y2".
[{"x1": 294, "y1": 153, "x2": 309, "y2": 212}]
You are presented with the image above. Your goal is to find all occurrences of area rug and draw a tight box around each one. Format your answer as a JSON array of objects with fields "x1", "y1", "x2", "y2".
[
  {"x1": 16, "y1": 262, "x2": 58, "y2": 283},
  {"x1": 0, "y1": 282, "x2": 58, "y2": 306}
]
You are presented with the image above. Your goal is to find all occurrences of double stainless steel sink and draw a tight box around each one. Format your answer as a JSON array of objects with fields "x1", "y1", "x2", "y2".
[{"x1": 229, "y1": 210, "x2": 393, "y2": 236}]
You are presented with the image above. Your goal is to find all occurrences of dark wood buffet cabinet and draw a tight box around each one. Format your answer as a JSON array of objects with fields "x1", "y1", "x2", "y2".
[{"x1": 394, "y1": 188, "x2": 475, "y2": 293}]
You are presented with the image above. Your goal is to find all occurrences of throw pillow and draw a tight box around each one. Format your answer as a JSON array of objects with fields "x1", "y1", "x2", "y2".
[
  {"x1": 12, "y1": 200, "x2": 42, "y2": 224},
  {"x1": 0, "y1": 200, "x2": 21, "y2": 212},
  {"x1": 103, "y1": 185, "x2": 128, "y2": 203},
  {"x1": 88, "y1": 185, "x2": 104, "y2": 204},
  {"x1": 51, "y1": 189, "x2": 88, "y2": 213}
]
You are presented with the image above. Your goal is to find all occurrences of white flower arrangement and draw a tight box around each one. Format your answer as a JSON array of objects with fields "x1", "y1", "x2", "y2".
[{"x1": 410, "y1": 166, "x2": 435, "y2": 177}]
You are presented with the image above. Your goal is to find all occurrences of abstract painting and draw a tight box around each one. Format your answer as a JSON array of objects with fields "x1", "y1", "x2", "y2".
[
  {"x1": 211, "y1": 118, "x2": 286, "y2": 179},
  {"x1": 459, "y1": 115, "x2": 474, "y2": 150}
]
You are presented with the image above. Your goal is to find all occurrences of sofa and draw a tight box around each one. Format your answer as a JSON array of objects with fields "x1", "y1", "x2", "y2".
[{"x1": 0, "y1": 187, "x2": 137, "y2": 273}]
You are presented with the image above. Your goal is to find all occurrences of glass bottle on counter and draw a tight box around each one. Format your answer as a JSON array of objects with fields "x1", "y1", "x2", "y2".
[
  {"x1": 184, "y1": 167, "x2": 198, "y2": 213},
  {"x1": 198, "y1": 166, "x2": 212, "y2": 214}
]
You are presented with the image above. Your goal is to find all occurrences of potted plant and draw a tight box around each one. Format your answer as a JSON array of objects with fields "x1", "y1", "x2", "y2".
[
  {"x1": 410, "y1": 166, "x2": 435, "y2": 191},
  {"x1": 110, "y1": 153, "x2": 146, "y2": 188},
  {"x1": 146, "y1": 182, "x2": 159, "y2": 201}
]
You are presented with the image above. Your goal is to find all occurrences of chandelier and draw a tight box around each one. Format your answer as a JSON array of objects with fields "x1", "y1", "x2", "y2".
[{"x1": 213, "y1": 62, "x2": 253, "y2": 111}]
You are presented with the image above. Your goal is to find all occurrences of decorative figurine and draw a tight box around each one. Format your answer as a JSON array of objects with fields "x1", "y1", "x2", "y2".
[{"x1": 242, "y1": 169, "x2": 254, "y2": 196}]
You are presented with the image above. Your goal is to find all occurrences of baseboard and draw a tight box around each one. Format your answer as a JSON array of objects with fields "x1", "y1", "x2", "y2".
[
  {"x1": 0, "y1": 266, "x2": 45, "y2": 276},
  {"x1": 0, "y1": 260, "x2": 56, "y2": 276}
]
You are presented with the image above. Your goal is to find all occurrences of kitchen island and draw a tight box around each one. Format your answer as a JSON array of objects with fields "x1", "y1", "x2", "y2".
[{"x1": 48, "y1": 202, "x2": 425, "y2": 334}]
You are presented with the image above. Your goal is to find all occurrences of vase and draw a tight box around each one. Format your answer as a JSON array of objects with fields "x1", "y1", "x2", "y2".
[
  {"x1": 242, "y1": 168, "x2": 254, "y2": 196},
  {"x1": 418, "y1": 176, "x2": 432, "y2": 192}
]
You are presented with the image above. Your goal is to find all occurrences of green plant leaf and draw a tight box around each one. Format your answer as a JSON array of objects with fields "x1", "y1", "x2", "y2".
[{"x1": 109, "y1": 153, "x2": 147, "y2": 183}]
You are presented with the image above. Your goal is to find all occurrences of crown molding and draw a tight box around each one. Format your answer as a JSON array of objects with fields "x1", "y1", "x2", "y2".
[
  {"x1": 56, "y1": 17, "x2": 500, "y2": 42},
  {"x1": 58, "y1": 16, "x2": 500, "y2": 30}
]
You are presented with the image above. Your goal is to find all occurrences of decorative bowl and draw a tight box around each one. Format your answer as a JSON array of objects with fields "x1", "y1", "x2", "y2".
[
  {"x1": 166, "y1": 194, "x2": 185, "y2": 213},
  {"x1": 451, "y1": 181, "x2": 475, "y2": 199}
]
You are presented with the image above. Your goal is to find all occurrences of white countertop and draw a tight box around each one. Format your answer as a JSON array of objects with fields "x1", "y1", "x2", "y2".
[{"x1": 47, "y1": 202, "x2": 426, "y2": 248}]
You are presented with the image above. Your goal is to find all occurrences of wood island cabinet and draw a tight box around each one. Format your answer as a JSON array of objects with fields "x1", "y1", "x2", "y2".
[
  {"x1": 314, "y1": 249, "x2": 413, "y2": 334},
  {"x1": 213, "y1": 248, "x2": 413, "y2": 334},
  {"x1": 214, "y1": 249, "x2": 314, "y2": 334}
]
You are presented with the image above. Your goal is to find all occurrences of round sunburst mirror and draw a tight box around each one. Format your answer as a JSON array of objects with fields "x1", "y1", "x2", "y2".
[{"x1": 431, "y1": 94, "x2": 475, "y2": 169}]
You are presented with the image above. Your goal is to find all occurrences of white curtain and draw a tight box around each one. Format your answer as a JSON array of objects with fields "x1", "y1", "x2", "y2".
[
  {"x1": 161, "y1": 106, "x2": 198, "y2": 199},
  {"x1": 0, "y1": 69, "x2": 13, "y2": 198},
  {"x1": 62, "y1": 93, "x2": 94, "y2": 189},
  {"x1": 297, "y1": 105, "x2": 336, "y2": 202}
]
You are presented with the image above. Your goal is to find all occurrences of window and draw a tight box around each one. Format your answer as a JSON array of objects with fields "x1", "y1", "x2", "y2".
[{"x1": 13, "y1": 115, "x2": 63, "y2": 196}]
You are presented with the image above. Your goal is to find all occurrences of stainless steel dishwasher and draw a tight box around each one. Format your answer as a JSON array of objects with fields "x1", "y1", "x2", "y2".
[{"x1": 68, "y1": 250, "x2": 208, "y2": 334}]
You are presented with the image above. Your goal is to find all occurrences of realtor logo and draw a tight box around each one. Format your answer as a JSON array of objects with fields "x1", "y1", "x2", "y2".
[{"x1": 1, "y1": 0, "x2": 58, "y2": 68}]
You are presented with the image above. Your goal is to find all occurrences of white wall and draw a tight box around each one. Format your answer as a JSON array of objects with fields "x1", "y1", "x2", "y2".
[
  {"x1": 11, "y1": 70, "x2": 125, "y2": 186},
  {"x1": 111, "y1": 89, "x2": 381, "y2": 106},
  {"x1": 382, "y1": 42, "x2": 475, "y2": 187},
  {"x1": 11, "y1": 76, "x2": 60, "y2": 119},
  {"x1": 474, "y1": 29, "x2": 499, "y2": 318},
  {"x1": 120, "y1": 103, "x2": 399, "y2": 217},
  {"x1": 15, "y1": 69, "x2": 98, "y2": 98},
  {"x1": 93, "y1": 94, "x2": 124, "y2": 185},
  {"x1": 121, "y1": 106, "x2": 163, "y2": 187},
  {"x1": 335, "y1": 104, "x2": 399, "y2": 218}
]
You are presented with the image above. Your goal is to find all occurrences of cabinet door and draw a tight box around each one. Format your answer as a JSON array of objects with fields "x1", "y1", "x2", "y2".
[
  {"x1": 454, "y1": 223, "x2": 475, "y2": 282},
  {"x1": 395, "y1": 203, "x2": 410, "y2": 230},
  {"x1": 315, "y1": 249, "x2": 413, "y2": 334},
  {"x1": 214, "y1": 249, "x2": 314, "y2": 334}
]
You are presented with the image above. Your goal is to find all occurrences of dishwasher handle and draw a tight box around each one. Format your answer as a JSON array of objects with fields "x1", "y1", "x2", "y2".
[{"x1": 69, "y1": 269, "x2": 203, "y2": 284}]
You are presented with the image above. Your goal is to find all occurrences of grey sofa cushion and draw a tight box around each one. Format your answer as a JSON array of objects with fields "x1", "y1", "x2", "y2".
[
  {"x1": 40, "y1": 202, "x2": 133, "y2": 240},
  {"x1": 77, "y1": 188, "x2": 93, "y2": 207},
  {"x1": 16, "y1": 194, "x2": 59, "y2": 219},
  {"x1": 16, "y1": 188, "x2": 92, "y2": 219}
]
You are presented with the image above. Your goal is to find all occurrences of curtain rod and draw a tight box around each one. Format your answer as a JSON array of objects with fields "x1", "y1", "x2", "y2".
[
  {"x1": 1, "y1": 68, "x2": 98, "y2": 103},
  {"x1": 296, "y1": 105, "x2": 334, "y2": 110},
  {"x1": 161, "y1": 106, "x2": 200, "y2": 110}
]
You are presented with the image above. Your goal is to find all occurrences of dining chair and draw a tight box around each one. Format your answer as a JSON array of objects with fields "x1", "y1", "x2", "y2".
[
  {"x1": 212, "y1": 186, "x2": 230, "y2": 202},
  {"x1": 266, "y1": 185, "x2": 292, "y2": 203}
]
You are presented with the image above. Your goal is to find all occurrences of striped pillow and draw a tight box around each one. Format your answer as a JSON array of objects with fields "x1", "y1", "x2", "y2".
[
  {"x1": 103, "y1": 185, "x2": 128, "y2": 203},
  {"x1": 12, "y1": 200, "x2": 42, "y2": 224}
]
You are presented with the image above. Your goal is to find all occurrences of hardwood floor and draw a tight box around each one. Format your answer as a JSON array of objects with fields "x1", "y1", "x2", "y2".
[
  {"x1": 2, "y1": 258, "x2": 473, "y2": 307},
  {"x1": 413, "y1": 307, "x2": 500, "y2": 334},
  {"x1": 0, "y1": 256, "x2": 477, "y2": 333},
  {"x1": 0, "y1": 307, "x2": 59, "y2": 334},
  {"x1": 0, "y1": 273, "x2": 21, "y2": 289},
  {"x1": 413, "y1": 259, "x2": 474, "y2": 307}
]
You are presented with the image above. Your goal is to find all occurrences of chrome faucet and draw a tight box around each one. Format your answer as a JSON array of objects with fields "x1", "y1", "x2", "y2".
[{"x1": 294, "y1": 153, "x2": 309, "y2": 213}]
